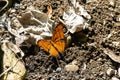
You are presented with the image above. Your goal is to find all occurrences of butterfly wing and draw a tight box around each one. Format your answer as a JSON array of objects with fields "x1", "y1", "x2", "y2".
[
  {"x1": 53, "y1": 40, "x2": 65, "y2": 53},
  {"x1": 37, "y1": 40, "x2": 51, "y2": 52},
  {"x1": 48, "y1": 41, "x2": 59, "y2": 57},
  {"x1": 52, "y1": 23, "x2": 65, "y2": 53},
  {"x1": 52, "y1": 23, "x2": 64, "y2": 42},
  {"x1": 37, "y1": 40, "x2": 59, "y2": 57},
  {"x1": 37, "y1": 23, "x2": 66, "y2": 57}
]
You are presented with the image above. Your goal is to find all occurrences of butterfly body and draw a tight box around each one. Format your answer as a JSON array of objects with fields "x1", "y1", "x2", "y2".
[{"x1": 37, "y1": 23, "x2": 65, "y2": 57}]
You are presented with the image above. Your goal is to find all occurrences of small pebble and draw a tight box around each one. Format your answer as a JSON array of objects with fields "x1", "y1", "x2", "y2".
[
  {"x1": 106, "y1": 67, "x2": 116, "y2": 76},
  {"x1": 118, "y1": 67, "x2": 120, "y2": 77},
  {"x1": 56, "y1": 67, "x2": 62, "y2": 72},
  {"x1": 86, "y1": 0, "x2": 98, "y2": 3},
  {"x1": 10, "y1": 9, "x2": 16, "y2": 13},
  {"x1": 65, "y1": 64, "x2": 79, "y2": 72},
  {"x1": 114, "y1": 22, "x2": 120, "y2": 27},
  {"x1": 116, "y1": 15, "x2": 120, "y2": 22},
  {"x1": 112, "y1": 42, "x2": 119, "y2": 47},
  {"x1": 111, "y1": 77, "x2": 119, "y2": 80},
  {"x1": 81, "y1": 78, "x2": 86, "y2": 80},
  {"x1": 71, "y1": 60, "x2": 78, "y2": 65},
  {"x1": 49, "y1": 76, "x2": 56, "y2": 80},
  {"x1": 108, "y1": 0, "x2": 115, "y2": 6}
]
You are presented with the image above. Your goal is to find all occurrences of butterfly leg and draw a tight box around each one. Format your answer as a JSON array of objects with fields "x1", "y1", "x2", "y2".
[
  {"x1": 52, "y1": 57, "x2": 60, "y2": 67},
  {"x1": 57, "y1": 52, "x2": 65, "y2": 62}
]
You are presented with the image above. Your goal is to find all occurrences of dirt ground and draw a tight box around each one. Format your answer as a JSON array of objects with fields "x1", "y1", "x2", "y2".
[{"x1": 0, "y1": 0, "x2": 120, "y2": 80}]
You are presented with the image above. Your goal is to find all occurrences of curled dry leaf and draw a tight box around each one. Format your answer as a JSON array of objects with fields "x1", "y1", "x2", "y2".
[
  {"x1": 0, "y1": 42, "x2": 26, "y2": 80},
  {"x1": 60, "y1": 0, "x2": 91, "y2": 33},
  {"x1": 7, "y1": 8, "x2": 54, "y2": 45},
  {"x1": 103, "y1": 48, "x2": 120, "y2": 63}
]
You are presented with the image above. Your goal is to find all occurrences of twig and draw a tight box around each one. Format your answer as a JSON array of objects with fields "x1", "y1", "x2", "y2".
[
  {"x1": 0, "y1": 0, "x2": 13, "y2": 12},
  {"x1": 0, "y1": 59, "x2": 20, "y2": 78},
  {"x1": 103, "y1": 48, "x2": 120, "y2": 63}
]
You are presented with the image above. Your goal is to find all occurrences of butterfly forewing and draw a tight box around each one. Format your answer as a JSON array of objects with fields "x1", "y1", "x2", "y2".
[
  {"x1": 52, "y1": 24, "x2": 64, "y2": 42},
  {"x1": 52, "y1": 23, "x2": 65, "y2": 53}
]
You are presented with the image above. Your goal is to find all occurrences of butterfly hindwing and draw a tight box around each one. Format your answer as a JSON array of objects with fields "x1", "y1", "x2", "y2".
[
  {"x1": 37, "y1": 40, "x2": 51, "y2": 52},
  {"x1": 53, "y1": 40, "x2": 65, "y2": 53},
  {"x1": 49, "y1": 41, "x2": 59, "y2": 57},
  {"x1": 37, "y1": 40, "x2": 59, "y2": 57}
]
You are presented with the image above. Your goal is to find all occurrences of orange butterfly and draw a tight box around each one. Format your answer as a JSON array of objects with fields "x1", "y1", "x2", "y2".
[{"x1": 37, "y1": 23, "x2": 65, "y2": 57}]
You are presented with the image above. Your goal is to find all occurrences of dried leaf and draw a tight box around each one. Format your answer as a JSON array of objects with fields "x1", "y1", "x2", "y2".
[
  {"x1": 7, "y1": 9, "x2": 54, "y2": 45},
  {"x1": 1, "y1": 42, "x2": 26, "y2": 80},
  {"x1": 60, "y1": 0, "x2": 91, "y2": 33}
]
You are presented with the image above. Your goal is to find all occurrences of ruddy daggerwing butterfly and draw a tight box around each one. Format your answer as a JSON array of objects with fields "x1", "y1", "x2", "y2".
[{"x1": 37, "y1": 23, "x2": 65, "y2": 57}]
